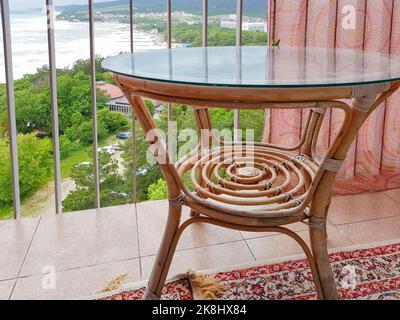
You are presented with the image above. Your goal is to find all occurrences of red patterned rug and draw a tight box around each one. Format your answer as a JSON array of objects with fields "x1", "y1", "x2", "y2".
[{"x1": 97, "y1": 242, "x2": 400, "y2": 300}]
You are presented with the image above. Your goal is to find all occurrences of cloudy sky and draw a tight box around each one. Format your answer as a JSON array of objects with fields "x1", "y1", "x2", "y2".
[{"x1": 11, "y1": 0, "x2": 111, "y2": 11}]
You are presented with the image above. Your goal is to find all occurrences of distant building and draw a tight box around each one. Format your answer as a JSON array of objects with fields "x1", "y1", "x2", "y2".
[
  {"x1": 243, "y1": 20, "x2": 267, "y2": 32},
  {"x1": 220, "y1": 20, "x2": 237, "y2": 29},
  {"x1": 220, "y1": 15, "x2": 267, "y2": 33},
  {"x1": 96, "y1": 82, "x2": 131, "y2": 116},
  {"x1": 96, "y1": 82, "x2": 163, "y2": 118},
  {"x1": 107, "y1": 96, "x2": 132, "y2": 116}
]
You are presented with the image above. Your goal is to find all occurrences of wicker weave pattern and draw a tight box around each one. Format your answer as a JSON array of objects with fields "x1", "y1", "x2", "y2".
[{"x1": 177, "y1": 145, "x2": 318, "y2": 210}]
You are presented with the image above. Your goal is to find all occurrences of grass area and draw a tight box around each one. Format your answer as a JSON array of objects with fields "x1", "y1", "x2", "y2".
[
  {"x1": 0, "y1": 206, "x2": 13, "y2": 220},
  {"x1": 60, "y1": 134, "x2": 118, "y2": 179},
  {"x1": 60, "y1": 147, "x2": 92, "y2": 179},
  {"x1": 0, "y1": 133, "x2": 120, "y2": 220},
  {"x1": 0, "y1": 147, "x2": 91, "y2": 220}
]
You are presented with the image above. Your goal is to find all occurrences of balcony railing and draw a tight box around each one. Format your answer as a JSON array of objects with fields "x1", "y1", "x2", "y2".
[{"x1": 1, "y1": 0, "x2": 265, "y2": 219}]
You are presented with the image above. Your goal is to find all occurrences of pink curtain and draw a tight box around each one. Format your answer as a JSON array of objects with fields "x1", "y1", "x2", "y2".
[{"x1": 267, "y1": 0, "x2": 400, "y2": 194}]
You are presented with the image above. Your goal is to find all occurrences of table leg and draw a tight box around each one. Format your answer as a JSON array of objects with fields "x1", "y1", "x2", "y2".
[
  {"x1": 306, "y1": 89, "x2": 397, "y2": 300},
  {"x1": 144, "y1": 203, "x2": 182, "y2": 299},
  {"x1": 309, "y1": 206, "x2": 338, "y2": 300}
]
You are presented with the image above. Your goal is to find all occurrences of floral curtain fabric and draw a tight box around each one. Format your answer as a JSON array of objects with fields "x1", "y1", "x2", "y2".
[{"x1": 267, "y1": 0, "x2": 400, "y2": 194}]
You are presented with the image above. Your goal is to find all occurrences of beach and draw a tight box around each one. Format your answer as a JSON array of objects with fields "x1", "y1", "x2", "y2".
[{"x1": 0, "y1": 11, "x2": 165, "y2": 83}]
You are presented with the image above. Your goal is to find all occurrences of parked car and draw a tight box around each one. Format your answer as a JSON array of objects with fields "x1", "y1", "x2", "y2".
[
  {"x1": 98, "y1": 146, "x2": 115, "y2": 155},
  {"x1": 74, "y1": 162, "x2": 91, "y2": 168},
  {"x1": 136, "y1": 167, "x2": 150, "y2": 176},
  {"x1": 110, "y1": 191, "x2": 129, "y2": 198},
  {"x1": 112, "y1": 143, "x2": 122, "y2": 151},
  {"x1": 116, "y1": 132, "x2": 132, "y2": 140}
]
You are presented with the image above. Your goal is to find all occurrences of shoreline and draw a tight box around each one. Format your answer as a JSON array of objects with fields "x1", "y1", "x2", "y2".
[{"x1": 0, "y1": 14, "x2": 166, "y2": 83}]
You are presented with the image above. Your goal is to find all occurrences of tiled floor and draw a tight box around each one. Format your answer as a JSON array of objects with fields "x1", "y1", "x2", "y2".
[{"x1": 1, "y1": 190, "x2": 400, "y2": 300}]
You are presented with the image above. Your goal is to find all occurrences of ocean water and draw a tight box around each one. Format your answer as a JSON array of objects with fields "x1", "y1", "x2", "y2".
[{"x1": 0, "y1": 11, "x2": 165, "y2": 83}]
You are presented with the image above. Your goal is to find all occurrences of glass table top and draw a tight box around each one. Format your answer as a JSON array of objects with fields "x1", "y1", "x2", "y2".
[{"x1": 102, "y1": 46, "x2": 400, "y2": 88}]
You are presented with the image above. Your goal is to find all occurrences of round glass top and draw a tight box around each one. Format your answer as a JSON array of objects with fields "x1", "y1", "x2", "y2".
[{"x1": 102, "y1": 46, "x2": 400, "y2": 88}]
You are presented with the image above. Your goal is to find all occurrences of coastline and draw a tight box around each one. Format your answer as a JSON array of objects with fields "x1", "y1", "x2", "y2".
[{"x1": 0, "y1": 12, "x2": 165, "y2": 83}]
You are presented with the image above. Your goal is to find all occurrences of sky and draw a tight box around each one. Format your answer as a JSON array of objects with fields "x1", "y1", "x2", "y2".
[{"x1": 10, "y1": 0, "x2": 112, "y2": 11}]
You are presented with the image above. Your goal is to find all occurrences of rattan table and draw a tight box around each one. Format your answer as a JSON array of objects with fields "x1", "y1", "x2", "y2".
[{"x1": 103, "y1": 46, "x2": 400, "y2": 300}]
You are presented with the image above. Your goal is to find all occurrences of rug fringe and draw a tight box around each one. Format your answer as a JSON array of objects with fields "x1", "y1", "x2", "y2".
[
  {"x1": 99, "y1": 273, "x2": 128, "y2": 293},
  {"x1": 187, "y1": 269, "x2": 227, "y2": 300}
]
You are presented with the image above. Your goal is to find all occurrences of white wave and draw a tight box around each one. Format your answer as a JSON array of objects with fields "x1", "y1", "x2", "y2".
[{"x1": 0, "y1": 12, "x2": 166, "y2": 83}]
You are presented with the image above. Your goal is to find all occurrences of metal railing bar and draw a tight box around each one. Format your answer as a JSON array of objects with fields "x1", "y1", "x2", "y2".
[
  {"x1": 166, "y1": 0, "x2": 173, "y2": 156},
  {"x1": 131, "y1": 112, "x2": 137, "y2": 203},
  {"x1": 129, "y1": 0, "x2": 137, "y2": 203},
  {"x1": 88, "y1": 0, "x2": 101, "y2": 208},
  {"x1": 236, "y1": 0, "x2": 243, "y2": 46},
  {"x1": 1, "y1": 0, "x2": 21, "y2": 219},
  {"x1": 234, "y1": 0, "x2": 243, "y2": 142},
  {"x1": 267, "y1": 0, "x2": 276, "y2": 44},
  {"x1": 167, "y1": 0, "x2": 172, "y2": 49},
  {"x1": 46, "y1": 0, "x2": 62, "y2": 214},
  {"x1": 265, "y1": 0, "x2": 276, "y2": 144},
  {"x1": 202, "y1": 0, "x2": 208, "y2": 47},
  {"x1": 129, "y1": 0, "x2": 134, "y2": 53}
]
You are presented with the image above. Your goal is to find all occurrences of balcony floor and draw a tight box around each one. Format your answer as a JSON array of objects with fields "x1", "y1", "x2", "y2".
[{"x1": 1, "y1": 189, "x2": 400, "y2": 300}]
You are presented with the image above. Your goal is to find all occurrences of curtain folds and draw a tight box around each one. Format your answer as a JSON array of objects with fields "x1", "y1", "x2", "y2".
[{"x1": 267, "y1": 0, "x2": 400, "y2": 194}]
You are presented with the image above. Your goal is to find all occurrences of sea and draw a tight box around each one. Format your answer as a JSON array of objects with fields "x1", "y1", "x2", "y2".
[{"x1": 0, "y1": 11, "x2": 165, "y2": 83}]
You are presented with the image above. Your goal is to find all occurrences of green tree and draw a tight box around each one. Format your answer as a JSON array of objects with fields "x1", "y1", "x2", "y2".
[
  {"x1": 0, "y1": 134, "x2": 52, "y2": 206},
  {"x1": 98, "y1": 108, "x2": 129, "y2": 133},
  {"x1": 148, "y1": 179, "x2": 168, "y2": 201},
  {"x1": 65, "y1": 119, "x2": 108, "y2": 145},
  {"x1": 0, "y1": 60, "x2": 110, "y2": 136},
  {"x1": 171, "y1": 24, "x2": 268, "y2": 47},
  {"x1": 62, "y1": 151, "x2": 130, "y2": 212}
]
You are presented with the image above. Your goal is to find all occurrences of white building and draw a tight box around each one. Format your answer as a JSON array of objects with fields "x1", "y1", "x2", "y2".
[
  {"x1": 243, "y1": 21, "x2": 267, "y2": 32},
  {"x1": 220, "y1": 15, "x2": 267, "y2": 33},
  {"x1": 220, "y1": 20, "x2": 237, "y2": 29}
]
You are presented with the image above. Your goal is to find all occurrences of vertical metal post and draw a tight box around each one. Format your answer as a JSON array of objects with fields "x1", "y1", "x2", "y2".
[
  {"x1": 131, "y1": 111, "x2": 137, "y2": 203},
  {"x1": 202, "y1": 0, "x2": 208, "y2": 47},
  {"x1": 202, "y1": 0, "x2": 209, "y2": 83},
  {"x1": 129, "y1": 0, "x2": 137, "y2": 203},
  {"x1": 167, "y1": 0, "x2": 173, "y2": 157},
  {"x1": 1, "y1": 0, "x2": 21, "y2": 219},
  {"x1": 88, "y1": 0, "x2": 100, "y2": 208},
  {"x1": 129, "y1": 0, "x2": 134, "y2": 53},
  {"x1": 46, "y1": 0, "x2": 62, "y2": 214},
  {"x1": 236, "y1": 0, "x2": 243, "y2": 46},
  {"x1": 167, "y1": 0, "x2": 172, "y2": 49},
  {"x1": 234, "y1": 0, "x2": 243, "y2": 142}
]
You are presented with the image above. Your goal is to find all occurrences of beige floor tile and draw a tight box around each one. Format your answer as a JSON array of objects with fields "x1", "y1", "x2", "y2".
[
  {"x1": 11, "y1": 259, "x2": 141, "y2": 300},
  {"x1": 246, "y1": 226, "x2": 353, "y2": 260},
  {"x1": 384, "y1": 189, "x2": 400, "y2": 204},
  {"x1": 20, "y1": 205, "x2": 139, "y2": 277},
  {"x1": 137, "y1": 200, "x2": 243, "y2": 257},
  {"x1": 0, "y1": 280, "x2": 15, "y2": 300},
  {"x1": 141, "y1": 241, "x2": 254, "y2": 280},
  {"x1": 338, "y1": 216, "x2": 400, "y2": 244},
  {"x1": 0, "y1": 218, "x2": 40, "y2": 280},
  {"x1": 329, "y1": 192, "x2": 400, "y2": 226}
]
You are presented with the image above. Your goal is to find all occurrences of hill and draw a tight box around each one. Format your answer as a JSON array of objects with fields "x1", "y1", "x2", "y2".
[{"x1": 57, "y1": 0, "x2": 267, "y2": 17}]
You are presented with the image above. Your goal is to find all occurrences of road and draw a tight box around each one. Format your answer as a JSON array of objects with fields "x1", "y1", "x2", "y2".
[
  {"x1": 20, "y1": 146, "x2": 125, "y2": 217},
  {"x1": 21, "y1": 178, "x2": 76, "y2": 217}
]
